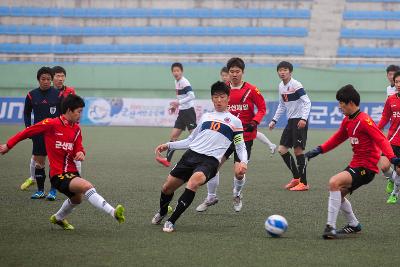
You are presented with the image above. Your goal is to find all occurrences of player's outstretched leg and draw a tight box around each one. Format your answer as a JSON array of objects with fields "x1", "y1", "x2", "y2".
[
  {"x1": 196, "y1": 172, "x2": 219, "y2": 212},
  {"x1": 256, "y1": 132, "x2": 276, "y2": 156},
  {"x1": 50, "y1": 198, "x2": 77, "y2": 230},
  {"x1": 387, "y1": 170, "x2": 400, "y2": 204},
  {"x1": 378, "y1": 156, "x2": 394, "y2": 194},
  {"x1": 21, "y1": 157, "x2": 36, "y2": 190},
  {"x1": 337, "y1": 197, "x2": 362, "y2": 235}
]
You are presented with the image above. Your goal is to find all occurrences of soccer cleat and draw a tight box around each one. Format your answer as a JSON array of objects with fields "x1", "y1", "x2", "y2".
[
  {"x1": 387, "y1": 194, "x2": 398, "y2": 204},
  {"x1": 285, "y1": 178, "x2": 300, "y2": 189},
  {"x1": 151, "y1": 212, "x2": 165, "y2": 225},
  {"x1": 46, "y1": 189, "x2": 57, "y2": 201},
  {"x1": 155, "y1": 156, "x2": 171, "y2": 167},
  {"x1": 196, "y1": 197, "x2": 219, "y2": 212},
  {"x1": 162, "y1": 221, "x2": 176, "y2": 233},
  {"x1": 31, "y1": 191, "x2": 46, "y2": 199},
  {"x1": 289, "y1": 182, "x2": 309, "y2": 191},
  {"x1": 386, "y1": 179, "x2": 394, "y2": 194},
  {"x1": 233, "y1": 195, "x2": 243, "y2": 212},
  {"x1": 114, "y1": 204, "x2": 125, "y2": 223},
  {"x1": 20, "y1": 177, "x2": 35, "y2": 190},
  {"x1": 337, "y1": 223, "x2": 362, "y2": 235},
  {"x1": 50, "y1": 215, "x2": 74, "y2": 230},
  {"x1": 269, "y1": 144, "x2": 277, "y2": 156},
  {"x1": 322, "y1": 225, "x2": 337, "y2": 239}
]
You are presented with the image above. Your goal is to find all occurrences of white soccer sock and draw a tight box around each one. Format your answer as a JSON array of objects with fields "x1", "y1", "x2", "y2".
[
  {"x1": 233, "y1": 176, "x2": 246, "y2": 197},
  {"x1": 74, "y1": 160, "x2": 82, "y2": 174},
  {"x1": 55, "y1": 199, "x2": 78, "y2": 221},
  {"x1": 392, "y1": 172, "x2": 400, "y2": 196},
  {"x1": 30, "y1": 158, "x2": 36, "y2": 181},
  {"x1": 327, "y1": 191, "x2": 341, "y2": 229},
  {"x1": 256, "y1": 131, "x2": 274, "y2": 148},
  {"x1": 383, "y1": 167, "x2": 394, "y2": 181},
  {"x1": 207, "y1": 172, "x2": 219, "y2": 200},
  {"x1": 85, "y1": 188, "x2": 115, "y2": 217},
  {"x1": 340, "y1": 198, "x2": 359, "y2": 227}
]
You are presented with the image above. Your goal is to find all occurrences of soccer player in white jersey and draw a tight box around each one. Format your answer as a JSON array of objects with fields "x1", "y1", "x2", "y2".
[
  {"x1": 151, "y1": 81, "x2": 248, "y2": 233},
  {"x1": 220, "y1": 66, "x2": 276, "y2": 155},
  {"x1": 269, "y1": 61, "x2": 311, "y2": 191},
  {"x1": 385, "y1": 65, "x2": 400, "y2": 96},
  {"x1": 156, "y1": 62, "x2": 197, "y2": 167}
]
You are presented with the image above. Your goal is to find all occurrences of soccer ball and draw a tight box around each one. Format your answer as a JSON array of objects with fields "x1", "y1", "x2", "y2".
[{"x1": 265, "y1": 215, "x2": 288, "y2": 237}]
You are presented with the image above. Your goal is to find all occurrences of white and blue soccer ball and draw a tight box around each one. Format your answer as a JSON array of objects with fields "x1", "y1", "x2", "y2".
[{"x1": 265, "y1": 215, "x2": 288, "y2": 237}]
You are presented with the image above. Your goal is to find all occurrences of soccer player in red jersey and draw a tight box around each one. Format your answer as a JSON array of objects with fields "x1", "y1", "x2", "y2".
[
  {"x1": 0, "y1": 95, "x2": 125, "y2": 230},
  {"x1": 378, "y1": 71, "x2": 400, "y2": 204},
  {"x1": 196, "y1": 58, "x2": 266, "y2": 212},
  {"x1": 305, "y1": 85, "x2": 400, "y2": 239}
]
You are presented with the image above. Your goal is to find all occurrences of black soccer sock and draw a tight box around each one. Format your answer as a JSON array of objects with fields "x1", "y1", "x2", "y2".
[
  {"x1": 296, "y1": 154, "x2": 307, "y2": 185},
  {"x1": 160, "y1": 191, "x2": 174, "y2": 216},
  {"x1": 166, "y1": 140, "x2": 175, "y2": 162},
  {"x1": 168, "y1": 188, "x2": 195, "y2": 224},
  {"x1": 35, "y1": 167, "x2": 46, "y2": 191},
  {"x1": 281, "y1": 152, "x2": 300, "y2": 178}
]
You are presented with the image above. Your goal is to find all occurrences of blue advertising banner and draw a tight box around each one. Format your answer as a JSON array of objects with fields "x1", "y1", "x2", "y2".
[{"x1": 0, "y1": 97, "x2": 385, "y2": 129}]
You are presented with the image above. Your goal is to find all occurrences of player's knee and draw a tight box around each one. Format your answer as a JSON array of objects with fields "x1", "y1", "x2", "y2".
[
  {"x1": 328, "y1": 178, "x2": 340, "y2": 191},
  {"x1": 82, "y1": 182, "x2": 94, "y2": 192},
  {"x1": 278, "y1": 146, "x2": 288, "y2": 155},
  {"x1": 70, "y1": 195, "x2": 82, "y2": 205},
  {"x1": 34, "y1": 162, "x2": 45, "y2": 169},
  {"x1": 293, "y1": 148, "x2": 304, "y2": 156},
  {"x1": 380, "y1": 162, "x2": 391, "y2": 172},
  {"x1": 186, "y1": 181, "x2": 201, "y2": 192},
  {"x1": 162, "y1": 183, "x2": 174, "y2": 195}
]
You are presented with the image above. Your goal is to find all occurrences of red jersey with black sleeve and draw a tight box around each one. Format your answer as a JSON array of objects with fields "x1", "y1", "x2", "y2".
[
  {"x1": 226, "y1": 82, "x2": 266, "y2": 141},
  {"x1": 7, "y1": 115, "x2": 84, "y2": 177},
  {"x1": 320, "y1": 111, "x2": 395, "y2": 173},
  {"x1": 377, "y1": 94, "x2": 400, "y2": 146}
]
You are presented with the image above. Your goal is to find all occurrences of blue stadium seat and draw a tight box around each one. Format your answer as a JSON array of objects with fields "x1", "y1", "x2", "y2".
[
  {"x1": 338, "y1": 46, "x2": 400, "y2": 57},
  {"x1": 0, "y1": 43, "x2": 304, "y2": 55},
  {"x1": 344, "y1": 11, "x2": 400, "y2": 20},
  {"x1": 347, "y1": 0, "x2": 400, "y2": 2},
  {"x1": 341, "y1": 28, "x2": 400, "y2": 39},
  {"x1": 0, "y1": 7, "x2": 311, "y2": 19}
]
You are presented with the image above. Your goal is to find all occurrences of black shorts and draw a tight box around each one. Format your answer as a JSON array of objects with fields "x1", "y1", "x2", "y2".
[
  {"x1": 280, "y1": 118, "x2": 308, "y2": 149},
  {"x1": 50, "y1": 172, "x2": 79, "y2": 198},
  {"x1": 174, "y1": 107, "x2": 197, "y2": 131},
  {"x1": 32, "y1": 134, "x2": 47, "y2": 156},
  {"x1": 344, "y1": 166, "x2": 376, "y2": 194},
  {"x1": 224, "y1": 140, "x2": 253, "y2": 163},
  {"x1": 392, "y1": 145, "x2": 400, "y2": 157},
  {"x1": 170, "y1": 149, "x2": 219, "y2": 183}
]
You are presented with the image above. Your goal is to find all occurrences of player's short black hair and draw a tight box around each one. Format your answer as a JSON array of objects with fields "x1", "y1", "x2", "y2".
[
  {"x1": 277, "y1": 61, "x2": 293, "y2": 72},
  {"x1": 393, "y1": 71, "x2": 400, "y2": 83},
  {"x1": 52, "y1": 66, "x2": 66, "y2": 76},
  {"x1": 227, "y1": 57, "x2": 245, "y2": 71},
  {"x1": 386, "y1": 64, "x2": 400, "y2": 73},
  {"x1": 61, "y1": 94, "x2": 85, "y2": 114},
  {"x1": 336, "y1": 84, "x2": 360, "y2": 106},
  {"x1": 171, "y1": 62, "x2": 183, "y2": 71},
  {"x1": 220, "y1": 66, "x2": 228, "y2": 74},
  {"x1": 37, "y1": 67, "x2": 54, "y2": 81},
  {"x1": 211, "y1": 81, "x2": 230, "y2": 96}
]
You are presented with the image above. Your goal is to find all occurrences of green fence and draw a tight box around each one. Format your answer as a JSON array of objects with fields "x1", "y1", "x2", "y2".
[{"x1": 0, "y1": 64, "x2": 389, "y2": 102}]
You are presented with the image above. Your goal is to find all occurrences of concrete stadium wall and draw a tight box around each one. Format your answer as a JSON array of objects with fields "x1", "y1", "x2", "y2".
[{"x1": 0, "y1": 64, "x2": 389, "y2": 102}]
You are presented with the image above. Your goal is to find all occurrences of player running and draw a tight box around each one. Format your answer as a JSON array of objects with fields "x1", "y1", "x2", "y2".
[
  {"x1": 156, "y1": 62, "x2": 196, "y2": 167},
  {"x1": 196, "y1": 58, "x2": 266, "y2": 212},
  {"x1": 19, "y1": 67, "x2": 61, "y2": 200},
  {"x1": 378, "y1": 71, "x2": 400, "y2": 204},
  {"x1": 152, "y1": 81, "x2": 247, "y2": 232},
  {"x1": 269, "y1": 61, "x2": 311, "y2": 191},
  {"x1": 305, "y1": 85, "x2": 400, "y2": 239},
  {"x1": 220, "y1": 66, "x2": 276, "y2": 155},
  {"x1": 0, "y1": 94, "x2": 125, "y2": 230}
]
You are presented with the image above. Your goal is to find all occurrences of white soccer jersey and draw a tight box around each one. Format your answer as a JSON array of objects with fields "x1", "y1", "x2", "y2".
[
  {"x1": 387, "y1": 85, "x2": 396, "y2": 96},
  {"x1": 168, "y1": 111, "x2": 248, "y2": 163},
  {"x1": 175, "y1": 76, "x2": 195, "y2": 110},
  {"x1": 272, "y1": 78, "x2": 311, "y2": 122}
]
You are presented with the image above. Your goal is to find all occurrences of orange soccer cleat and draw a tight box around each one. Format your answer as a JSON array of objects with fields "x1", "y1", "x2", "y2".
[
  {"x1": 289, "y1": 182, "x2": 309, "y2": 191},
  {"x1": 156, "y1": 156, "x2": 171, "y2": 167},
  {"x1": 284, "y1": 178, "x2": 300, "y2": 189}
]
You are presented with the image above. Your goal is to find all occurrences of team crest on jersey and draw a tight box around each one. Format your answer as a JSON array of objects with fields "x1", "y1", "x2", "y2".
[
  {"x1": 50, "y1": 106, "x2": 57, "y2": 115},
  {"x1": 224, "y1": 117, "x2": 231, "y2": 123}
]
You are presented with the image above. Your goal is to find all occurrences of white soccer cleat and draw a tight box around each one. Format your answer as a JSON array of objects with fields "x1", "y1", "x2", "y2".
[
  {"x1": 195, "y1": 197, "x2": 219, "y2": 212},
  {"x1": 270, "y1": 144, "x2": 277, "y2": 156},
  {"x1": 233, "y1": 195, "x2": 243, "y2": 212},
  {"x1": 151, "y1": 212, "x2": 165, "y2": 225},
  {"x1": 162, "y1": 221, "x2": 175, "y2": 233}
]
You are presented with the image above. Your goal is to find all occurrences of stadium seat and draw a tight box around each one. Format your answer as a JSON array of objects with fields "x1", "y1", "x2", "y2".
[
  {"x1": 338, "y1": 46, "x2": 400, "y2": 57},
  {"x1": 343, "y1": 11, "x2": 400, "y2": 20},
  {"x1": 341, "y1": 28, "x2": 400, "y2": 39}
]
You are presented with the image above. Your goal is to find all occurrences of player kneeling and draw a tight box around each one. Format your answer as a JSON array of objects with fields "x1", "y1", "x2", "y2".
[
  {"x1": 0, "y1": 95, "x2": 125, "y2": 230},
  {"x1": 152, "y1": 81, "x2": 248, "y2": 232}
]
